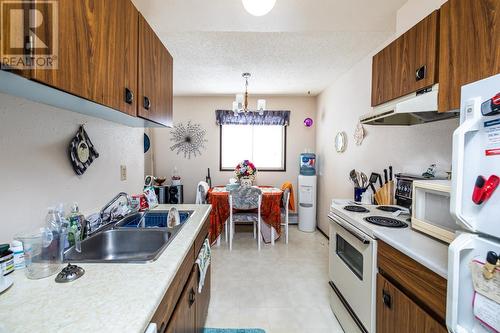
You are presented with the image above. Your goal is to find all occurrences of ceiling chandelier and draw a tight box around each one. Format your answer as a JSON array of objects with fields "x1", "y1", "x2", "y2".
[
  {"x1": 242, "y1": 0, "x2": 276, "y2": 17},
  {"x1": 232, "y1": 72, "x2": 266, "y2": 115}
]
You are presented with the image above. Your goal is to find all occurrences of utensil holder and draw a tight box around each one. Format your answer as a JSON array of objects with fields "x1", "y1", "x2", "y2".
[{"x1": 354, "y1": 187, "x2": 366, "y2": 202}]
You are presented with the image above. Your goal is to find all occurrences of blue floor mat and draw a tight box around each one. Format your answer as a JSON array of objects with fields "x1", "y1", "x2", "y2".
[{"x1": 204, "y1": 329, "x2": 265, "y2": 333}]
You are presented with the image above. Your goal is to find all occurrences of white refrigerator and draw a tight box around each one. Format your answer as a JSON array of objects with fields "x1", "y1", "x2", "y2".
[{"x1": 448, "y1": 73, "x2": 500, "y2": 333}]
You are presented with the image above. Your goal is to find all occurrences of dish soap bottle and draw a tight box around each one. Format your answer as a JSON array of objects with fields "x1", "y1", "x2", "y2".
[{"x1": 67, "y1": 203, "x2": 84, "y2": 247}]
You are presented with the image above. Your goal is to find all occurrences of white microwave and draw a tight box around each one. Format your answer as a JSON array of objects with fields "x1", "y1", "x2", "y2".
[{"x1": 412, "y1": 180, "x2": 459, "y2": 244}]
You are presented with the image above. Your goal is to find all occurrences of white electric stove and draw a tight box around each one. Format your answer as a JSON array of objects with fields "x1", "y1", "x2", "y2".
[{"x1": 327, "y1": 199, "x2": 410, "y2": 333}]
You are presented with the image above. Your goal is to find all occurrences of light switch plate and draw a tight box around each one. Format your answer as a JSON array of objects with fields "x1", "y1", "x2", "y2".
[{"x1": 120, "y1": 165, "x2": 127, "y2": 181}]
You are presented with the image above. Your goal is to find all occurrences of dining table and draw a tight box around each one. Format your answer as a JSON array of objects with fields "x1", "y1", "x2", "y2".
[{"x1": 207, "y1": 186, "x2": 283, "y2": 245}]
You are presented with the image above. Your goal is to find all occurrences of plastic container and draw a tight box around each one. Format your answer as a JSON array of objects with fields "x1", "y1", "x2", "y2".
[
  {"x1": 15, "y1": 228, "x2": 63, "y2": 279},
  {"x1": 10, "y1": 240, "x2": 25, "y2": 270}
]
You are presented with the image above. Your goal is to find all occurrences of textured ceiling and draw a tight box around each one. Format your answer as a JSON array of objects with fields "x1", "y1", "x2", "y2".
[{"x1": 132, "y1": 0, "x2": 407, "y2": 96}]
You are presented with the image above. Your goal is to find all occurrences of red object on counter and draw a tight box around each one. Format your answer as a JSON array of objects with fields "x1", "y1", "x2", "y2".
[
  {"x1": 131, "y1": 194, "x2": 148, "y2": 211},
  {"x1": 473, "y1": 175, "x2": 500, "y2": 205}
]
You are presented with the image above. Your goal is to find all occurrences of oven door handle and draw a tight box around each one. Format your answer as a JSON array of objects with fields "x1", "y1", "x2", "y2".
[{"x1": 329, "y1": 214, "x2": 370, "y2": 244}]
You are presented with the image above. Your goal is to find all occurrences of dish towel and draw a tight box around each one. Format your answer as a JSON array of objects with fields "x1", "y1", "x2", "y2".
[
  {"x1": 196, "y1": 181, "x2": 210, "y2": 204},
  {"x1": 196, "y1": 239, "x2": 211, "y2": 293},
  {"x1": 280, "y1": 182, "x2": 296, "y2": 211}
]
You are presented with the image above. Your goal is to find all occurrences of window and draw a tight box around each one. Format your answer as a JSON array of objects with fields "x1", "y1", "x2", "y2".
[{"x1": 220, "y1": 124, "x2": 286, "y2": 171}]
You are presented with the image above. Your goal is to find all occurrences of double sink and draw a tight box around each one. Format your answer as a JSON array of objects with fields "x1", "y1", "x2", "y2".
[{"x1": 64, "y1": 210, "x2": 193, "y2": 263}]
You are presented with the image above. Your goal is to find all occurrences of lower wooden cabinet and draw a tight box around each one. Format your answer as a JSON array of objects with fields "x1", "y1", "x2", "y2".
[
  {"x1": 376, "y1": 274, "x2": 447, "y2": 333},
  {"x1": 166, "y1": 266, "x2": 211, "y2": 333},
  {"x1": 151, "y1": 217, "x2": 211, "y2": 333},
  {"x1": 166, "y1": 268, "x2": 198, "y2": 333}
]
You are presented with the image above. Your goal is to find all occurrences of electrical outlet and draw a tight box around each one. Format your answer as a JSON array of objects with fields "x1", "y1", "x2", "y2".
[{"x1": 120, "y1": 165, "x2": 127, "y2": 181}]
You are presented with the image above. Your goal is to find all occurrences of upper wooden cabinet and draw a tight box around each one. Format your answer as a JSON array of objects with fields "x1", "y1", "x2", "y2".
[
  {"x1": 1, "y1": 0, "x2": 173, "y2": 126},
  {"x1": 438, "y1": 0, "x2": 500, "y2": 112},
  {"x1": 372, "y1": 0, "x2": 500, "y2": 112},
  {"x1": 31, "y1": 0, "x2": 139, "y2": 117},
  {"x1": 138, "y1": 14, "x2": 173, "y2": 127},
  {"x1": 371, "y1": 11, "x2": 439, "y2": 107}
]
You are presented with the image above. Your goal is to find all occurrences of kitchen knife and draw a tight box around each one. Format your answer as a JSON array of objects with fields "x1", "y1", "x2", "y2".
[
  {"x1": 369, "y1": 172, "x2": 381, "y2": 188},
  {"x1": 384, "y1": 169, "x2": 388, "y2": 184},
  {"x1": 389, "y1": 166, "x2": 393, "y2": 181}
]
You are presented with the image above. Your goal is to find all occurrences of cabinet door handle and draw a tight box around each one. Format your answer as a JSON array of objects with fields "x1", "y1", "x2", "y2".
[
  {"x1": 382, "y1": 290, "x2": 392, "y2": 309},
  {"x1": 415, "y1": 65, "x2": 426, "y2": 81},
  {"x1": 143, "y1": 96, "x2": 151, "y2": 110},
  {"x1": 188, "y1": 288, "x2": 196, "y2": 308},
  {"x1": 159, "y1": 321, "x2": 167, "y2": 333},
  {"x1": 125, "y1": 88, "x2": 134, "y2": 104}
]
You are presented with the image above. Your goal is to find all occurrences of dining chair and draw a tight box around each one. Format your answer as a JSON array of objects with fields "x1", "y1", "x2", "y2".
[
  {"x1": 228, "y1": 187, "x2": 263, "y2": 251},
  {"x1": 280, "y1": 188, "x2": 291, "y2": 244},
  {"x1": 195, "y1": 181, "x2": 209, "y2": 204}
]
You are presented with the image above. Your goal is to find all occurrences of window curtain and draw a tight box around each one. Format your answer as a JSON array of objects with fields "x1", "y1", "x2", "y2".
[{"x1": 215, "y1": 110, "x2": 290, "y2": 126}]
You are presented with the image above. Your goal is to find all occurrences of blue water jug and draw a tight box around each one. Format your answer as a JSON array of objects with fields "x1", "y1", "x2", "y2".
[{"x1": 300, "y1": 153, "x2": 316, "y2": 176}]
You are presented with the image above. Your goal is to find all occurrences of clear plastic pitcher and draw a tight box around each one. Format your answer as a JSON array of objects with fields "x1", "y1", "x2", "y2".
[{"x1": 15, "y1": 227, "x2": 64, "y2": 279}]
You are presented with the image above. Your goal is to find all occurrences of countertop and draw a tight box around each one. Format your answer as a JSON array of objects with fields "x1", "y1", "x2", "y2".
[
  {"x1": 330, "y1": 200, "x2": 449, "y2": 279},
  {"x1": 0, "y1": 204, "x2": 212, "y2": 333}
]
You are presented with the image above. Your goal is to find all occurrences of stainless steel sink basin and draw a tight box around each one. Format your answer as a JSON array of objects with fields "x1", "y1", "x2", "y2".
[
  {"x1": 113, "y1": 210, "x2": 193, "y2": 229},
  {"x1": 64, "y1": 229, "x2": 173, "y2": 263}
]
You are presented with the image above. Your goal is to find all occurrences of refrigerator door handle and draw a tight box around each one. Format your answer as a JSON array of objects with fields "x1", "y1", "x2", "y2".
[
  {"x1": 447, "y1": 233, "x2": 476, "y2": 333},
  {"x1": 451, "y1": 97, "x2": 482, "y2": 230}
]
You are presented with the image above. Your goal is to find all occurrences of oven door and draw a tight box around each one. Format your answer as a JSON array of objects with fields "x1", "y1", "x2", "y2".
[{"x1": 328, "y1": 213, "x2": 376, "y2": 333}]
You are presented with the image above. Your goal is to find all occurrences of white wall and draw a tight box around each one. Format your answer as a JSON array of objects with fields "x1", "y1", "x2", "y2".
[
  {"x1": 0, "y1": 93, "x2": 144, "y2": 243},
  {"x1": 151, "y1": 96, "x2": 316, "y2": 203},
  {"x1": 315, "y1": 0, "x2": 455, "y2": 233}
]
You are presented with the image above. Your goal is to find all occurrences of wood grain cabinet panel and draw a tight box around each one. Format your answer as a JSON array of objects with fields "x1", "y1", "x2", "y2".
[
  {"x1": 371, "y1": 11, "x2": 439, "y2": 106},
  {"x1": 138, "y1": 13, "x2": 173, "y2": 127},
  {"x1": 438, "y1": 0, "x2": 500, "y2": 112},
  {"x1": 151, "y1": 218, "x2": 211, "y2": 333},
  {"x1": 31, "y1": 0, "x2": 139, "y2": 116},
  {"x1": 166, "y1": 268, "x2": 198, "y2": 333},
  {"x1": 377, "y1": 241, "x2": 447, "y2": 324},
  {"x1": 0, "y1": 0, "x2": 31, "y2": 76},
  {"x1": 377, "y1": 274, "x2": 447, "y2": 333},
  {"x1": 151, "y1": 245, "x2": 195, "y2": 333}
]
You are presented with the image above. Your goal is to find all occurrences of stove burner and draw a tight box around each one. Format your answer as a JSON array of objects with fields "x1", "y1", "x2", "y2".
[
  {"x1": 364, "y1": 216, "x2": 408, "y2": 228},
  {"x1": 343, "y1": 205, "x2": 369, "y2": 213},
  {"x1": 376, "y1": 206, "x2": 401, "y2": 213}
]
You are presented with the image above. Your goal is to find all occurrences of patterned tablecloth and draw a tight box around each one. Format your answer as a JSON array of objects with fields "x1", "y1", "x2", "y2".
[{"x1": 207, "y1": 186, "x2": 283, "y2": 244}]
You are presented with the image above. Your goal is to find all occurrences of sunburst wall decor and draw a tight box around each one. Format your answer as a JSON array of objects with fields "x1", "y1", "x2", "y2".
[{"x1": 169, "y1": 121, "x2": 207, "y2": 159}]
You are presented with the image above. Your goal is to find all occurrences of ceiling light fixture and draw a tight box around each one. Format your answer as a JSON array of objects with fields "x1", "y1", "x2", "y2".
[
  {"x1": 242, "y1": 0, "x2": 276, "y2": 16},
  {"x1": 232, "y1": 73, "x2": 266, "y2": 115}
]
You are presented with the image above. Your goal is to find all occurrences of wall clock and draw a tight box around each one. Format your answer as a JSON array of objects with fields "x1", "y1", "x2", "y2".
[
  {"x1": 169, "y1": 121, "x2": 207, "y2": 159},
  {"x1": 68, "y1": 125, "x2": 99, "y2": 175}
]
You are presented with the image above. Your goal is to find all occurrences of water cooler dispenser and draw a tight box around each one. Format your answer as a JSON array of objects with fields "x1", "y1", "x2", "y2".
[{"x1": 298, "y1": 153, "x2": 317, "y2": 232}]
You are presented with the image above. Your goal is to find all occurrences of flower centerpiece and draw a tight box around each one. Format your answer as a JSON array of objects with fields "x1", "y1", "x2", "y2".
[{"x1": 234, "y1": 160, "x2": 257, "y2": 186}]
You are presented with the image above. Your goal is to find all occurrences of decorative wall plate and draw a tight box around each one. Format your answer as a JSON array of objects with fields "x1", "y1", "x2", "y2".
[
  {"x1": 144, "y1": 133, "x2": 151, "y2": 153},
  {"x1": 354, "y1": 122, "x2": 365, "y2": 146},
  {"x1": 335, "y1": 131, "x2": 347, "y2": 153},
  {"x1": 68, "y1": 125, "x2": 99, "y2": 175}
]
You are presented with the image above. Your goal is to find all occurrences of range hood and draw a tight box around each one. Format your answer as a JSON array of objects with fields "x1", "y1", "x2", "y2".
[{"x1": 360, "y1": 84, "x2": 459, "y2": 125}]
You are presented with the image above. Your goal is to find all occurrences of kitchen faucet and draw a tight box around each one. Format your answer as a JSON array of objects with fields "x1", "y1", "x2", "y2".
[
  {"x1": 84, "y1": 192, "x2": 132, "y2": 236},
  {"x1": 100, "y1": 192, "x2": 131, "y2": 222}
]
